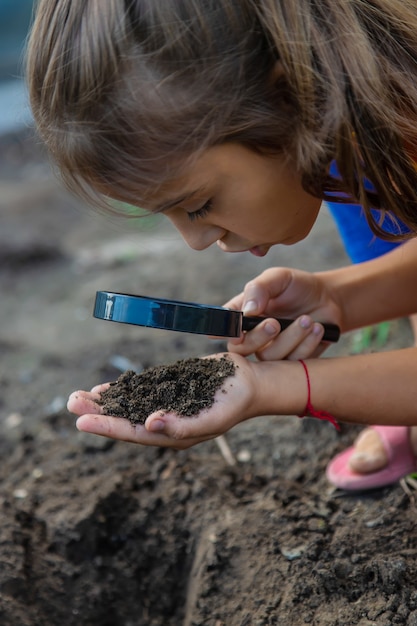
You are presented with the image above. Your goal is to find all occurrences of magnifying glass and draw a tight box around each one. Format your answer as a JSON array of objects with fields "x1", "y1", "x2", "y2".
[{"x1": 93, "y1": 291, "x2": 340, "y2": 342}]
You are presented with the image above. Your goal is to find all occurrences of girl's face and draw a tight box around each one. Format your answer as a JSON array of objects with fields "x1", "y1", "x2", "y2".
[{"x1": 148, "y1": 143, "x2": 322, "y2": 257}]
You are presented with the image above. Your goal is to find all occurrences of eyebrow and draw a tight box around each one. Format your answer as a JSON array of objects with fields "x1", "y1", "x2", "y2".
[{"x1": 153, "y1": 187, "x2": 205, "y2": 214}]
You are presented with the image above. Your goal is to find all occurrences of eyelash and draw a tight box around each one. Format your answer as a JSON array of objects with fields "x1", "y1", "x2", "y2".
[{"x1": 187, "y1": 199, "x2": 213, "y2": 222}]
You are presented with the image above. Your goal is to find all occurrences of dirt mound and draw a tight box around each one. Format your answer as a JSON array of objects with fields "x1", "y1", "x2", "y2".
[{"x1": 1, "y1": 131, "x2": 416, "y2": 625}]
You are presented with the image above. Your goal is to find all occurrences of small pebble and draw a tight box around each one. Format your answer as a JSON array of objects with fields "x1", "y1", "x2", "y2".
[
  {"x1": 237, "y1": 449, "x2": 252, "y2": 463},
  {"x1": 5, "y1": 413, "x2": 23, "y2": 429},
  {"x1": 44, "y1": 396, "x2": 66, "y2": 415},
  {"x1": 108, "y1": 355, "x2": 143, "y2": 373},
  {"x1": 281, "y1": 546, "x2": 306, "y2": 560},
  {"x1": 13, "y1": 489, "x2": 28, "y2": 500}
]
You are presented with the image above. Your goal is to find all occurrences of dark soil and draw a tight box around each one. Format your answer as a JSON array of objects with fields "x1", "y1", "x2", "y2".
[
  {"x1": 99, "y1": 356, "x2": 236, "y2": 424},
  {"x1": 1, "y1": 129, "x2": 417, "y2": 626}
]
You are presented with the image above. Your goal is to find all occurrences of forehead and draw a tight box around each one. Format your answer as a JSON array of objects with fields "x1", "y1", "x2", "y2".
[
  {"x1": 109, "y1": 142, "x2": 266, "y2": 212},
  {"x1": 95, "y1": 148, "x2": 201, "y2": 212},
  {"x1": 142, "y1": 146, "x2": 225, "y2": 212}
]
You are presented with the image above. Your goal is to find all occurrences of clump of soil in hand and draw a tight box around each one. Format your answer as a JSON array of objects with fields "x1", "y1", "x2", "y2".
[{"x1": 98, "y1": 355, "x2": 236, "y2": 425}]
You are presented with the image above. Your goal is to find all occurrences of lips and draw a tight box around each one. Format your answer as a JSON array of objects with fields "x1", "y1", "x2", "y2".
[
  {"x1": 216, "y1": 240, "x2": 270, "y2": 256},
  {"x1": 249, "y1": 245, "x2": 269, "y2": 257}
]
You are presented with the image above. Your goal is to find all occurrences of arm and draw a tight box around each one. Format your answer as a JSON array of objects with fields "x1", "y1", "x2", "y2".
[
  {"x1": 319, "y1": 238, "x2": 417, "y2": 332},
  {"x1": 69, "y1": 347, "x2": 417, "y2": 450},
  {"x1": 257, "y1": 349, "x2": 417, "y2": 426},
  {"x1": 68, "y1": 238, "x2": 417, "y2": 448},
  {"x1": 224, "y1": 238, "x2": 417, "y2": 360}
]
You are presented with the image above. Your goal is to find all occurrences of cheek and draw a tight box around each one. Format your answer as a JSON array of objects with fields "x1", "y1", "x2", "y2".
[
  {"x1": 264, "y1": 195, "x2": 321, "y2": 241},
  {"x1": 289, "y1": 200, "x2": 322, "y2": 238}
]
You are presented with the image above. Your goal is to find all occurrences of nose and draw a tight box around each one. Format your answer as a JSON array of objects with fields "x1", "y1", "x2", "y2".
[
  {"x1": 181, "y1": 228, "x2": 224, "y2": 251},
  {"x1": 167, "y1": 216, "x2": 226, "y2": 251}
]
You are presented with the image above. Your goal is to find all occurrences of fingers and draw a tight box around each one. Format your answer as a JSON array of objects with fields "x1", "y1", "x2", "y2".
[
  {"x1": 223, "y1": 268, "x2": 300, "y2": 347},
  {"x1": 67, "y1": 389, "x2": 104, "y2": 416},
  {"x1": 224, "y1": 279, "x2": 271, "y2": 317},
  {"x1": 144, "y1": 407, "x2": 219, "y2": 441},
  {"x1": 258, "y1": 319, "x2": 325, "y2": 361},
  {"x1": 223, "y1": 268, "x2": 293, "y2": 316},
  {"x1": 76, "y1": 412, "x2": 172, "y2": 447},
  {"x1": 227, "y1": 315, "x2": 325, "y2": 360},
  {"x1": 227, "y1": 317, "x2": 281, "y2": 352},
  {"x1": 68, "y1": 388, "x2": 227, "y2": 450},
  {"x1": 76, "y1": 410, "x2": 216, "y2": 449},
  {"x1": 238, "y1": 268, "x2": 294, "y2": 315},
  {"x1": 67, "y1": 382, "x2": 111, "y2": 414},
  {"x1": 223, "y1": 276, "x2": 284, "y2": 347},
  {"x1": 223, "y1": 291, "x2": 245, "y2": 313},
  {"x1": 69, "y1": 353, "x2": 254, "y2": 450},
  {"x1": 90, "y1": 382, "x2": 111, "y2": 394}
]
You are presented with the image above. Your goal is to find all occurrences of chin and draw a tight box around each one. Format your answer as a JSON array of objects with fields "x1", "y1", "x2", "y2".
[{"x1": 283, "y1": 229, "x2": 314, "y2": 245}]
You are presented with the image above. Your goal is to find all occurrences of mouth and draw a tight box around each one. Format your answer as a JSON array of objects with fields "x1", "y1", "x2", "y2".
[
  {"x1": 248, "y1": 245, "x2": 270, "y2": 257},
  {"x1": 216, "y1": 240, "x2": 271, "y2": 256}
]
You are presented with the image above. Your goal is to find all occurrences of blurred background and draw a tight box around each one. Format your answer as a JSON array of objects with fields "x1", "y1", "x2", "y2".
[{"x1": 0, "y1": 0, "x2": 34, "y2": 134}]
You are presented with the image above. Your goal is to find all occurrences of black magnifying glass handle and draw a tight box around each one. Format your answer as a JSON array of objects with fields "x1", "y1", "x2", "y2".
[{"x1": 242, "y1": 315, "x2": 340, "y2": 342}]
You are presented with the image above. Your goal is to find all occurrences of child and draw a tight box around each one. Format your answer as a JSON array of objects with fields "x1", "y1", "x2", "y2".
[{"x1": 27, "y1": 1, "x2": 417, "y2": 487}]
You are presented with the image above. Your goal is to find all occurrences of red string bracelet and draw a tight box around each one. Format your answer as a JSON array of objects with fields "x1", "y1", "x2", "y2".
[{"x1": 298, "y1": 360, "x2": 340, "y2": 430}]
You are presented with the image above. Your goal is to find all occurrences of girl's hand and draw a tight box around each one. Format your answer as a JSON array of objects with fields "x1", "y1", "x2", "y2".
[
  {"x1": 224, "y1": 267, "x2": 342, "y2": 361},
  {"x1": 68, "y1": 353, "x2": 262, "y2": 450}
]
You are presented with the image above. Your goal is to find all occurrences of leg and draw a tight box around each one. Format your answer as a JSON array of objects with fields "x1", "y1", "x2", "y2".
[{"x1": 326, "y1": 426, "x2": 417, "y2": 491}]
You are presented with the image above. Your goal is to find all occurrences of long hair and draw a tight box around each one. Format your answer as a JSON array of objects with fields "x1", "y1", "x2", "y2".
[{"x1": 27, "y1": 0, "x2": 417, "y2": 238}]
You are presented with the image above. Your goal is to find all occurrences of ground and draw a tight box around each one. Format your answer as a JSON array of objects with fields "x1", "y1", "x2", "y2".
[{"x1": 1, "y1": 130, "x2": 417, "y2": 626}]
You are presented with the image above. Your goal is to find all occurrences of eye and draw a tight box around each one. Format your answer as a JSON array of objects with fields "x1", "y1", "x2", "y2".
[{"x1": 187, "y1": 199, "x2": 213, "y2": 222}]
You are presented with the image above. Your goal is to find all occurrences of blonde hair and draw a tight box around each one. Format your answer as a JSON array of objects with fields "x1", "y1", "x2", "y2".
[{"x1": 27, "y1": 0, "x2": 417, "y2": 238}]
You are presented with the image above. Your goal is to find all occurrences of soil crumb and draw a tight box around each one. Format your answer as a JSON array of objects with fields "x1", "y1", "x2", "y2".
[{"x1": 98, "y1": 355, "x2": 236, "y2": 424}]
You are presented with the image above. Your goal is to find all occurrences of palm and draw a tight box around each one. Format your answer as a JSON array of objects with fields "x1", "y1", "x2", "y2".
[{"x1": 68, "y1": 353, "x2": 257, "y2": 449}]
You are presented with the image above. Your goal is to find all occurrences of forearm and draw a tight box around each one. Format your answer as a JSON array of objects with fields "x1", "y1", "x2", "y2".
[
  {"x1": 318, "y1": 238, "x2": 417, "y2": 332},
  {"x1": 255, "y1": 349, "x2": 417, "y2": 426}
]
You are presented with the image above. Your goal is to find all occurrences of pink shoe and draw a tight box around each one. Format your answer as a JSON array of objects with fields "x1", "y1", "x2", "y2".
[{"x1": 326, "y1": 425, "x2": 417, "y2": 491}]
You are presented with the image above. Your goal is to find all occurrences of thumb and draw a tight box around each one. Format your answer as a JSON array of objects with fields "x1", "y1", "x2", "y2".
[{"x1": 242, "y1": 281, "x2": 270, "y2": 315}]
